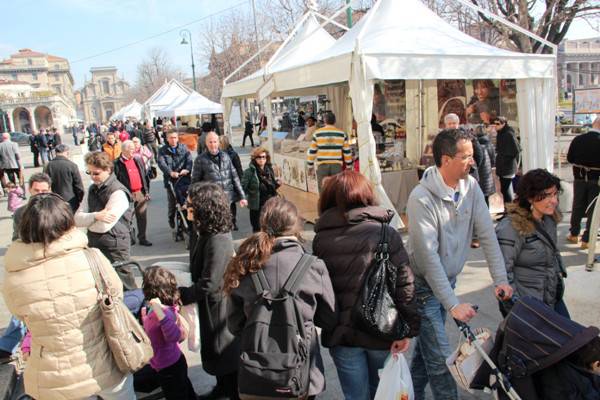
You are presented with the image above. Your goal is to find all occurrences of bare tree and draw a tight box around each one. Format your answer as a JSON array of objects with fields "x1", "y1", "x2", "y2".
[{"x1": 127, "y1": 47, "x2": 185, "y2": 101}]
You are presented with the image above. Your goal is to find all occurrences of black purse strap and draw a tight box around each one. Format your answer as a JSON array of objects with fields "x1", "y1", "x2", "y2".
[{"x1": 533, "y1": 220, "x2": 567, "y2": 277}]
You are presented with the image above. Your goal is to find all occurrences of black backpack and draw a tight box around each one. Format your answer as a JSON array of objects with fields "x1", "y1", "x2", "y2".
[{"x1": 238, "y1": 253, "x2": 315, "y2": 398}]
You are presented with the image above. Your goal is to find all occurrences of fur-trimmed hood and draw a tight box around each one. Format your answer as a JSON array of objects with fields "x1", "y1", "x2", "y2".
[{"x1": 506, "y1": 203, "x2": 562, "y2": 236}]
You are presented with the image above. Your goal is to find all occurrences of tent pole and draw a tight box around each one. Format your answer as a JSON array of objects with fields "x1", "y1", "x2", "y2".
[
  {"x1": 265, "y1": 96, "x2": 274, "y2": 157},
  {"x1": 418, "y1": 80, "x2": 424, "y2": 158}
]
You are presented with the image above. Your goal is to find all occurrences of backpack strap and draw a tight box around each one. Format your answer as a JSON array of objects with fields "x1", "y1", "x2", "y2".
[
  {"x1": 282, "y1": 253, "x2": 316, "y2": 296},
  {"x1": 250, "y1": 269, "x2": 271, "y2": 295}
]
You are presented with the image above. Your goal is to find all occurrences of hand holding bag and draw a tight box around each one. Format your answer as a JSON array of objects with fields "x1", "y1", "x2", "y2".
[
  {"x1": 374, "y1": 354, "x2": 414, "y2": 400},
  {"x1": 85, "y1": 248, "x2": 153, "y2": 374}
]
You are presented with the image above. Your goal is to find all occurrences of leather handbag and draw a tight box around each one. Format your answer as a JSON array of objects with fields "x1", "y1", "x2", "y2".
[
  {"x1": 352, "y1": 222, "x2": 410, "y2": 341},
  {"x1": 85, "y1": 248, "x2": 153, "y2": 373}
]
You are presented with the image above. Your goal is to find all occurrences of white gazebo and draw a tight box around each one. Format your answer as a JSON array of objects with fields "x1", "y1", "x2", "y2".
[
  {"x1": 155, "y1": 91, "x2": 223, "y2": 118},
  {"x1": 222, "y1": 0, "x2": 557, "y2": 226},
  {"x1": 143, "y1": 79, "x2": 192, "y2": 120}
]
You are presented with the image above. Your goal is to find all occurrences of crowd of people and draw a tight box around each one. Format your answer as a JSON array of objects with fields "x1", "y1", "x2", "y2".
[{"x1": 0, "y1": 113, "x2": 599, "y2": 400}]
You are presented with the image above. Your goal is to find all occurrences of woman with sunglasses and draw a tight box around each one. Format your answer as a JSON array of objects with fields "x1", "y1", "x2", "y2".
[
  {"x1": 4, "y1": 194, "x2": 135, "y2": 399},
  {"x1": 241, "y1": 147, "x2": 280, "y2": 232},
  {"x1": 74, "y1": 151, "x2": 135, "y2": 288},
  {"x1": 495, "y1": 169, "x2": 569, "y2": 317}
]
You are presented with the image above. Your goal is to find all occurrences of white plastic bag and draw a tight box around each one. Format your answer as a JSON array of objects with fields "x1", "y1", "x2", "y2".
[{"x1": 374, "y1": 354, "x2": 414, "y2": 400}]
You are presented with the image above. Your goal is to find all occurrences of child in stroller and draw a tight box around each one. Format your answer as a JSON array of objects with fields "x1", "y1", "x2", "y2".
[
  {"x1": 167, "y1": 176, "x2": 191, "y2": 247},
  {"x1": 471, "y1": 296, "x2": 600, "y2": 400}
]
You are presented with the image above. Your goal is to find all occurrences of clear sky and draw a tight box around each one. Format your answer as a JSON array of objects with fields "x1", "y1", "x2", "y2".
[{"x1": 1, "y1": 0, "x2": 598, "y2": 91}]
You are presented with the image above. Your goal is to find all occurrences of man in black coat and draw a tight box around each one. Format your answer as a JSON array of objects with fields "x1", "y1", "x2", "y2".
[
  {"x1": 191, "y1": 131, "x2": 247, "y2": 229},
  {"x1": 157, "y1": 131, "x2": 193, "y2": 229},
  {"x1": 566, "y1": 117, "x2": 600, "y2": 249},
  {"x1": 44, "y1": 144, "x2": 84, "y2": 212},
  {"x1": 114, "y1": 140, "x2": 152, "y2": 246}
]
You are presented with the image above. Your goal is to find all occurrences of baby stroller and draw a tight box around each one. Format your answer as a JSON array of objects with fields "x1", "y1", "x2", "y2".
[
  {"x1": 167, "y1": 176, "x2": 191, "y2": 248},
  {"x1": 466, "y1": 296, "x2": 600, "y2": 399}
]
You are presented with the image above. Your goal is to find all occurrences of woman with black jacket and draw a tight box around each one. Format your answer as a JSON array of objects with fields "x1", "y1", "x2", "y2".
[
  {"x1": 312, "y1": 170, "x2": 420, "y2": 400},
  {"x1": 179, "y1": 182, "x2": 240, "y2": 400}
]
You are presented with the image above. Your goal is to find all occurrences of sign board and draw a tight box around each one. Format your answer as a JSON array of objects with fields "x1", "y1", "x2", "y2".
[
  {"x1": 257, "y1": 77, "x2": 275, "y2": 102},
  {"x1": 574, "y1": 88, "x2": 600, "y2": 114}
]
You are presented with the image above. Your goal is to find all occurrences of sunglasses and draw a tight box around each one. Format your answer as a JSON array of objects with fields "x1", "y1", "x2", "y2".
[
  {"x1": 85, "y1": 170, "x2": 103, "y2": 176},
  {"x1": 255, "y1": 155, "x2": 267, "y2": 160}
]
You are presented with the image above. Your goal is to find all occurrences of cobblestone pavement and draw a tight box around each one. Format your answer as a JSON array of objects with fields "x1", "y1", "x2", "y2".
[{"x1": 0, "y1": 132, "x2": 597, "y2": 399}]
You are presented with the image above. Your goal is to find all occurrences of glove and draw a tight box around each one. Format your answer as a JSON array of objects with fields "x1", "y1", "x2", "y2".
[{"x1": 178, "y1": 286, "x2": 196, "y2": 306}]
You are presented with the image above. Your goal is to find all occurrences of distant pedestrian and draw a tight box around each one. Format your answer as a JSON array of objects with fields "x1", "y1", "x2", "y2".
[
  {"x1": 142, "y1": 122, "x2": 159, "y2": 161},
  {"x1": 102, "y1": 132, "x2": 122, "y2": 161},
  {"x1": 132, "y1": 137, "x2": 153, "y2": 171},
  {"x1": 197, "y1": 122, "x2": 212, "y2": 155},
  {"x1": 566, "y1": 116, "x2": 600, "y2": 250},
  {"x1": 114, "y1": 140, "x2": 152, "y2": 247},
  {"x1": 241, "y1": 147, "x2": 280, "y2": 232},
  {"x1": 242, "y1": 114, "x2": 255, "y2": 147},
  {"x1": 0, "y1": 132, "x2": 23, "y2": 190},
  {"x1": 71, "y1": 124, "x2": 79, "y2": 145},
  {"x1": 36, "y1": 129, "x2": 50, "y2": 165},
  {"x1": 493, "y1": 116, "x2": 520, "y2": 204},
  {"x1": 476, "y1": 124, "x2": 496, "y2": 205},
  {"x1": 306, "y1": 112, "x2": 353, "y2": 191},
  {"x1": 29, "y1": 131, "x2": 40, "y2": 167},
  {"x1": 141, "y1": 266, "x2": 196, "y2": 400},
  {"x1": 118, "y1": 126, "x2": 129, "y2": 143},
  {"x1": 75, "y1": 151, "x2": 135, "y2": 288},
  {"x1": 44, "y1": 144, "x2": 85, "y2": 212}
]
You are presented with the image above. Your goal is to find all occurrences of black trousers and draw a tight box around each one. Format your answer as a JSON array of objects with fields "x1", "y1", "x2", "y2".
[
  {"x1": 242, "y1": 131, "x2": 254, "y2": 147},
  {"x1": 499, "y1": 176, "x2": 514, "y2": 203},
  {"x1": 230, "y1": 202, "x2": 237, "y2": 227},
  {"x1": 570, "y1": 179, "x2": 600, "y2": 242},
  {"x1": 158, "y1": 353, "x2": 196, "y2": 400},
  {"x1": 249, "y1": 209, "x2": 261, "y2": 232},
  {"x1": 216, "y1": 372, "x2": 239, "y2": 400},
  {"x1": 166, "y1": 187, "x2": 176, "y2": 223},
  {"x1": 31, "y1": 149, "x2": 40, "y2": 167}
]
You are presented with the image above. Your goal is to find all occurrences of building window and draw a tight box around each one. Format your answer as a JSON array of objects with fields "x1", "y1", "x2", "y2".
[
  {"x1": 54, "y1": 75, "x2": 59, "y2": 81},
  {"x1": 55, "y1": 64, "x2": 60, "y2": 69},
  {"x1": 27, "y1": 59, "x2": 32, "y2": 65},
  {"x1": 32, "y1": 72, "x2": 38, "y2": 80},
  {"x1": 102, "y1": 80, "x2": 110, "y2": 95},
  {"x1": 52, "y1": 85, "x2": 62, "y2": 95},
  {"x1": 579, "y1": 74, "x2": 584, "y2": 86},
  {"x1": 11, "y1": 73, "x2": 17, "y2": 80}
]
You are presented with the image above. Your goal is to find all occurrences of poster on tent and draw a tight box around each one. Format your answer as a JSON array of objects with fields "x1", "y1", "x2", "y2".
[
  {"x1": 575, "y1": 88, "x2": 600, "y2": 114},
  {"x1": 372, "y1": 80, "x2": 407, "y2": 161},
  {"x1": 499, "y1": 79, "x2": 518, "y2": 125},
  {"x1": 437, "y1": 80, "x2": 467, "y2": 128},
  {"x1": 273, "y1": 154, "x2": 308, "y2": 192},
  {"x1": 465, "y1": 79, "x2": 501, "y2": 125}
]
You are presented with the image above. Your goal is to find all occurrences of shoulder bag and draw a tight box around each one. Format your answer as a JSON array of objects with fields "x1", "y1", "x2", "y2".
[
  {"x1": 352, "y1": 222, "x2": 410, "y2": 341},
  {"x1": 84, "y1": 248, "x2": 153, "y2": 374}
]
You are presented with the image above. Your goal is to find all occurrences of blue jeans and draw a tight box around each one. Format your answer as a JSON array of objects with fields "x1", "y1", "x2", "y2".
[
  {"x1": 329, "y1": 346, "x2": 389, "y2": 400},
  {"x1": 39, "y1": 148, "x2": 49, "y2": 165},
  {"x1": 410, "y1": 283, "x2": 458, "y2": 400},
  {"x1": 0, "y1": 316, "x2": 26, "y2": 354}
]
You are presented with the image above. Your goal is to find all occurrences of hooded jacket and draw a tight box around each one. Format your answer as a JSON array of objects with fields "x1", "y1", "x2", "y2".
[
  {"x1": 313, "y1": 206, "x2": 420, "y2": 349},
  {"x1": 2, "y1": 229, "x2": 125, "y2": 400},
  {"x1": 495, "y1": 204, "x2": 566, "y2": 306},
  {"x1": 406, "y1": 166, "x2": 508, "y2": 310}
]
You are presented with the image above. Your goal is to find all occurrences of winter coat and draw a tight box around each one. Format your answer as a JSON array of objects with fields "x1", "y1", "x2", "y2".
[
  {"x1": 406, "y1": 166, "x2": 508, "y2": 310},
  {"x1": 2, "y1": 229, "x2": 125, "y2": 400},
  {"x1": 228, "y1": 238, "x2": 337, "y2": 396},
  {"x1": 191, "y1": 151, "x2": 246, "y2": 203},
  {"x1": 157, "y1": 143, "x2": 193, "y2": 189},
  {"x1": 241, "y1": 163, "x2": 279, "y2": 211},
  {"x1": 495, "y1": 124, "x2": 520, "y2": 177},
  {"x1": 183, "y1": 232, "x2": 239, "y2": 376},
  {"x1": 476, "y1": 133, "x2": 496, "y2": 197},
  {"x1": 102, "y1": 141, "x2": 121, "y2": 161},
  {"x1": 225, "y1": 146, "x2": 243, "y2": 180},
  {"x1": 142, "y1": 128, "x2": 157, "y2": 145},
  {"x1": 44, "y1": 155, "x2": 85, "y2": 209},
  {"x1": 495, "y1": 204, "x2": 566, "y2": 307},
  {"x1": 313, "y1": 206, "x2": 420, "y2": 349}
]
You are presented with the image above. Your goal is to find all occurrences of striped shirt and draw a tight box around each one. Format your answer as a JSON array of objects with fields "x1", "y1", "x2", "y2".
[{"x1": 306, "y1": 126, "x2": 353, "y2": 167}]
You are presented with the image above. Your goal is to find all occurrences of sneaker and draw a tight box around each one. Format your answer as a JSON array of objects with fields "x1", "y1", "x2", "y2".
[
  {"x1": 566, "y1": 234, "x2": 579, "y2": 244},
  {"x1": 139, "y1": 240, "x2": 153, "y2": 247},
  {"x1": 168, "y1": 218, "x2": 175, "y2": 229},
  {"x1": 581, "y1": 241, "x2": 589, "y2": 250}
]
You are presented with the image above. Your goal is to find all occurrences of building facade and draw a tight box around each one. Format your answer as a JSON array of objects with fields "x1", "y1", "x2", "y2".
[
  {"x1": 78, "y1": 67, "x2": 130, "y2": 124},
  {"x1": 0, "y1": 49, "x2": 77, "y2": 133},
  {"x1": 558, "y1": 37, "x2": 600, "y2": 95}
]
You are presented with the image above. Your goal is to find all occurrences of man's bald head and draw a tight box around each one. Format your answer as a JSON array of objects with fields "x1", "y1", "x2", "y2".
[
  {"x1": 2, "y1": 132, "x2": 10, "y2": 141},
  {"x1": 205, "y1": 131, "x2": 220, "y2": 155}
]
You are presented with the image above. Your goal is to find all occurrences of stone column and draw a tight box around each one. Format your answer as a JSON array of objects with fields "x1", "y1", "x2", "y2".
[
  {"x1": 6, "y1": 109, "x2": 14, "y2": 132},
  {"x1": 29, "y1": 108, "x2": 37, "y2": 133}
]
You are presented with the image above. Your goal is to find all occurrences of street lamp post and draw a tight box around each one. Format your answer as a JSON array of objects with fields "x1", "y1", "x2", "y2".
[{"x1": 180, "y1": 29, "x2": 197, "y2": 91}]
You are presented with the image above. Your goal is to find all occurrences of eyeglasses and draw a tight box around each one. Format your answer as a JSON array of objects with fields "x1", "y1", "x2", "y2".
[
  {"x1": 255, "y1": 155, "x2": 267, "y2": 160},
  {"x1": 493, "y1": 122, "x2": 503, "y2": 126},
  {"x1": 85, "y1": 170, "x2": 103, "y2": 176},
  {"x1": 453, "y1": 154, "x2": 474, "y2": 161}
]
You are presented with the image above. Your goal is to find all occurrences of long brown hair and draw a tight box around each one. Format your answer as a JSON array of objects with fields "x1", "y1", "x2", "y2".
[
  {"x1": 318, "y1": 170, "x2": 377, "y2": 215},
  {"x1": 223, "y1": 197, "x2": 303, "y2": 293},
  {"x1": 142, "y1": 266, "x2": 180, "y2": 306}
]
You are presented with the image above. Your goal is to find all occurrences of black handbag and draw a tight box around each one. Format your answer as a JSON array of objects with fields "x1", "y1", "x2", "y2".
[{"x1": 352, "y1": 222, "x2": 410, "y2": 341}]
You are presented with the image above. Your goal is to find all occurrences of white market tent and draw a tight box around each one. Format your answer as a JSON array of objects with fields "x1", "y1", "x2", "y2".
[
  {"x1": 155, "y1": 91, "x2": 223, "y2": 118},
  {"x1": 143, "y1": 79, "x2": 192, "y2": 120},
  {"x1": 222, "y1": 0, "x2": 557, "y2": 225},
  {"x1": 119, "y1": 100, "x2": 143, "y2": 120}
]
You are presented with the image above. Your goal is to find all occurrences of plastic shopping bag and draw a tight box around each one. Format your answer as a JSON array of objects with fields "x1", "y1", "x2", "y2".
[{"x1": 374, "y1": 354, "x2": 414, "y2": 400}]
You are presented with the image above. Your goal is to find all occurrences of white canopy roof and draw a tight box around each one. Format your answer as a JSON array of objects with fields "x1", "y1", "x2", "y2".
[
  {"x1": 271, "y1": 0, "x2": 555, "y2": 93},
  {"x1": 221, "y1": 13, "x2": 336, "y2": 98},
  {"x1": 155, "y1": 91, "x2": 223, "y2": 118},
  {"x1": 121, "y1": 100, "x2": 143, "y2": 120},
  {"x1": 143, "y1": 79, "x2": 191, "y2": 118}
]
